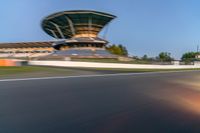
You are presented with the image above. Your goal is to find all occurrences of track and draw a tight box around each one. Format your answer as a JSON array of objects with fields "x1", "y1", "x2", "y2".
[{"x1": 1, "y1": 71, "x2": 200, "y2": 133}]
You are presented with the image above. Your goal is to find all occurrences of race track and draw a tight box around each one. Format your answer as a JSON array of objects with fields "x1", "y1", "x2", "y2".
[{"x1": 1, "y1": 71, "x2": 200, "y2": 133}]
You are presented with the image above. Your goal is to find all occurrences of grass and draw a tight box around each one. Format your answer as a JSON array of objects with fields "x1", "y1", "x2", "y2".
[
  {"x1": 0, "y1": 66, "x2": 76, "y2": 78},
  {"x1": 1, "y1": 66, "x2": 200, "y2": 78},
  {"x1": 0, "y1": 66, "x2": 44, "y2": 75}
]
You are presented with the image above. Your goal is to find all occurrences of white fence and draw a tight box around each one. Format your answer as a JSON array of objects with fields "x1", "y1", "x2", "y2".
[{"x1": 28, "y1": 61, "x2": 200, "y2": 69}]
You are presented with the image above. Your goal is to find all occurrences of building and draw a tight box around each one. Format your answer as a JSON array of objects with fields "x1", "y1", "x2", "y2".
[
  {"x1": 0, "y1": 10, "x2": 117, "y2": 59},
  {"x1": 0, "y1": 42, "x2": 53, "y2": 58},
  {"x1": 196, "y1": 54, "x2": 200, "y2": 59}
]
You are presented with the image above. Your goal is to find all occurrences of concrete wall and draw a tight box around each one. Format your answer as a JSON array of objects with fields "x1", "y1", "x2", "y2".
[{"x1": 29, "y1": 61, "x2": 200, "y2": 69}]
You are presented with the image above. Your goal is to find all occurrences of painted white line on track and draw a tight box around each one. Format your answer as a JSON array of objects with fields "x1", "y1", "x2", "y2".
[{"x1": 0, "y1": 70, "x2": 199, "y2": 82}]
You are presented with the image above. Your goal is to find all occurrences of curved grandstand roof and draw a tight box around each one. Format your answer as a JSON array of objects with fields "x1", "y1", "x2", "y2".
[{"x1": 42, "y1": 10, "x2": 116, "y2": 39}]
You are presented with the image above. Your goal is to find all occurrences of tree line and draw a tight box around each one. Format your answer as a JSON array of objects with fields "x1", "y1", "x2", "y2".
[
  {"x1": 106, "y1": 44, "x2": 200, "y2": 62},
  {"x1": 141, "y1": 52, "x2": 174, "y2": 62},
  {"x1": 141, "y1": 51, "x2": 200, "y2": 62}
]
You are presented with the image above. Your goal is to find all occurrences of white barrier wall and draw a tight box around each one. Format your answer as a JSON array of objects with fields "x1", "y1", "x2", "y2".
[{"x1": 28, "y1": 61, "x2": 200, "y2": 69}]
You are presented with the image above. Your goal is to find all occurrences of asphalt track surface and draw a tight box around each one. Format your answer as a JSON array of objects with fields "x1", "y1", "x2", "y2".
[{"x1": 1, "y1": 71, "x2": 200, "y2": 133}]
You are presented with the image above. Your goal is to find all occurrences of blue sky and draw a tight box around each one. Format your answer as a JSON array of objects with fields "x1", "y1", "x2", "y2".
[{"x1": 1, "y1": 0, "x2": 200, "y2": 59}]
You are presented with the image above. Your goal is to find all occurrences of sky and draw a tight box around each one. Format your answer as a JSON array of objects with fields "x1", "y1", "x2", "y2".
[{"x1": 1, "y1": 0, "x2": 200, "y2": 59}]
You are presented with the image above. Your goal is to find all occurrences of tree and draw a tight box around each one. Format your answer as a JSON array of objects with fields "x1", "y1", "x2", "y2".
[
  {"x1": 181, "y1": 52, "x2": 199, "y2": 62},
  {"x1": 157, "y1": 52, "x2": 173, "y2": 62},
  {"x1": 106, "y1": 44, "x2": 128, "y2": 56},
  {"x1": 118, "y1": 44, "x2": 128, "y2": 56},
  {"x1": 142, "y1": 54, "x2": 148, "y2": 60}
]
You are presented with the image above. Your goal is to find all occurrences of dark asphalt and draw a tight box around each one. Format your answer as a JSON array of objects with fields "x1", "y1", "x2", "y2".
[{"x1": 1, "y1": 71, "x2": 200, "y2": 133}]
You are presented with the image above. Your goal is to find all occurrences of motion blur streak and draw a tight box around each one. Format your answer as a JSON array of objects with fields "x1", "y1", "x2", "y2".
[{"x1": 149, "y1": 75, "x2": 200, "y2": 115}]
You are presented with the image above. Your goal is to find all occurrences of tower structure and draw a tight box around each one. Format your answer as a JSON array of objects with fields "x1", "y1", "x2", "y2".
[{"x1": 42, "y1": 10, "x2": 117, "y2": 58}]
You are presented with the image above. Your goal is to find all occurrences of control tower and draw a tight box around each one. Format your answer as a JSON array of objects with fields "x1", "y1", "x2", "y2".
[{"x1": 42, "y1": 10, "x2": 117, "y2": 58}]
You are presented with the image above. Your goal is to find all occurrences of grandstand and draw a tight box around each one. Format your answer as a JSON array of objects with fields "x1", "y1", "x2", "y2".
[
  {"x1": 0, "y1": 10, "x2": 118, "y2": 60},
  {"x1": 0, "y1": 42, "x2": 53, "y2": 59}
]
